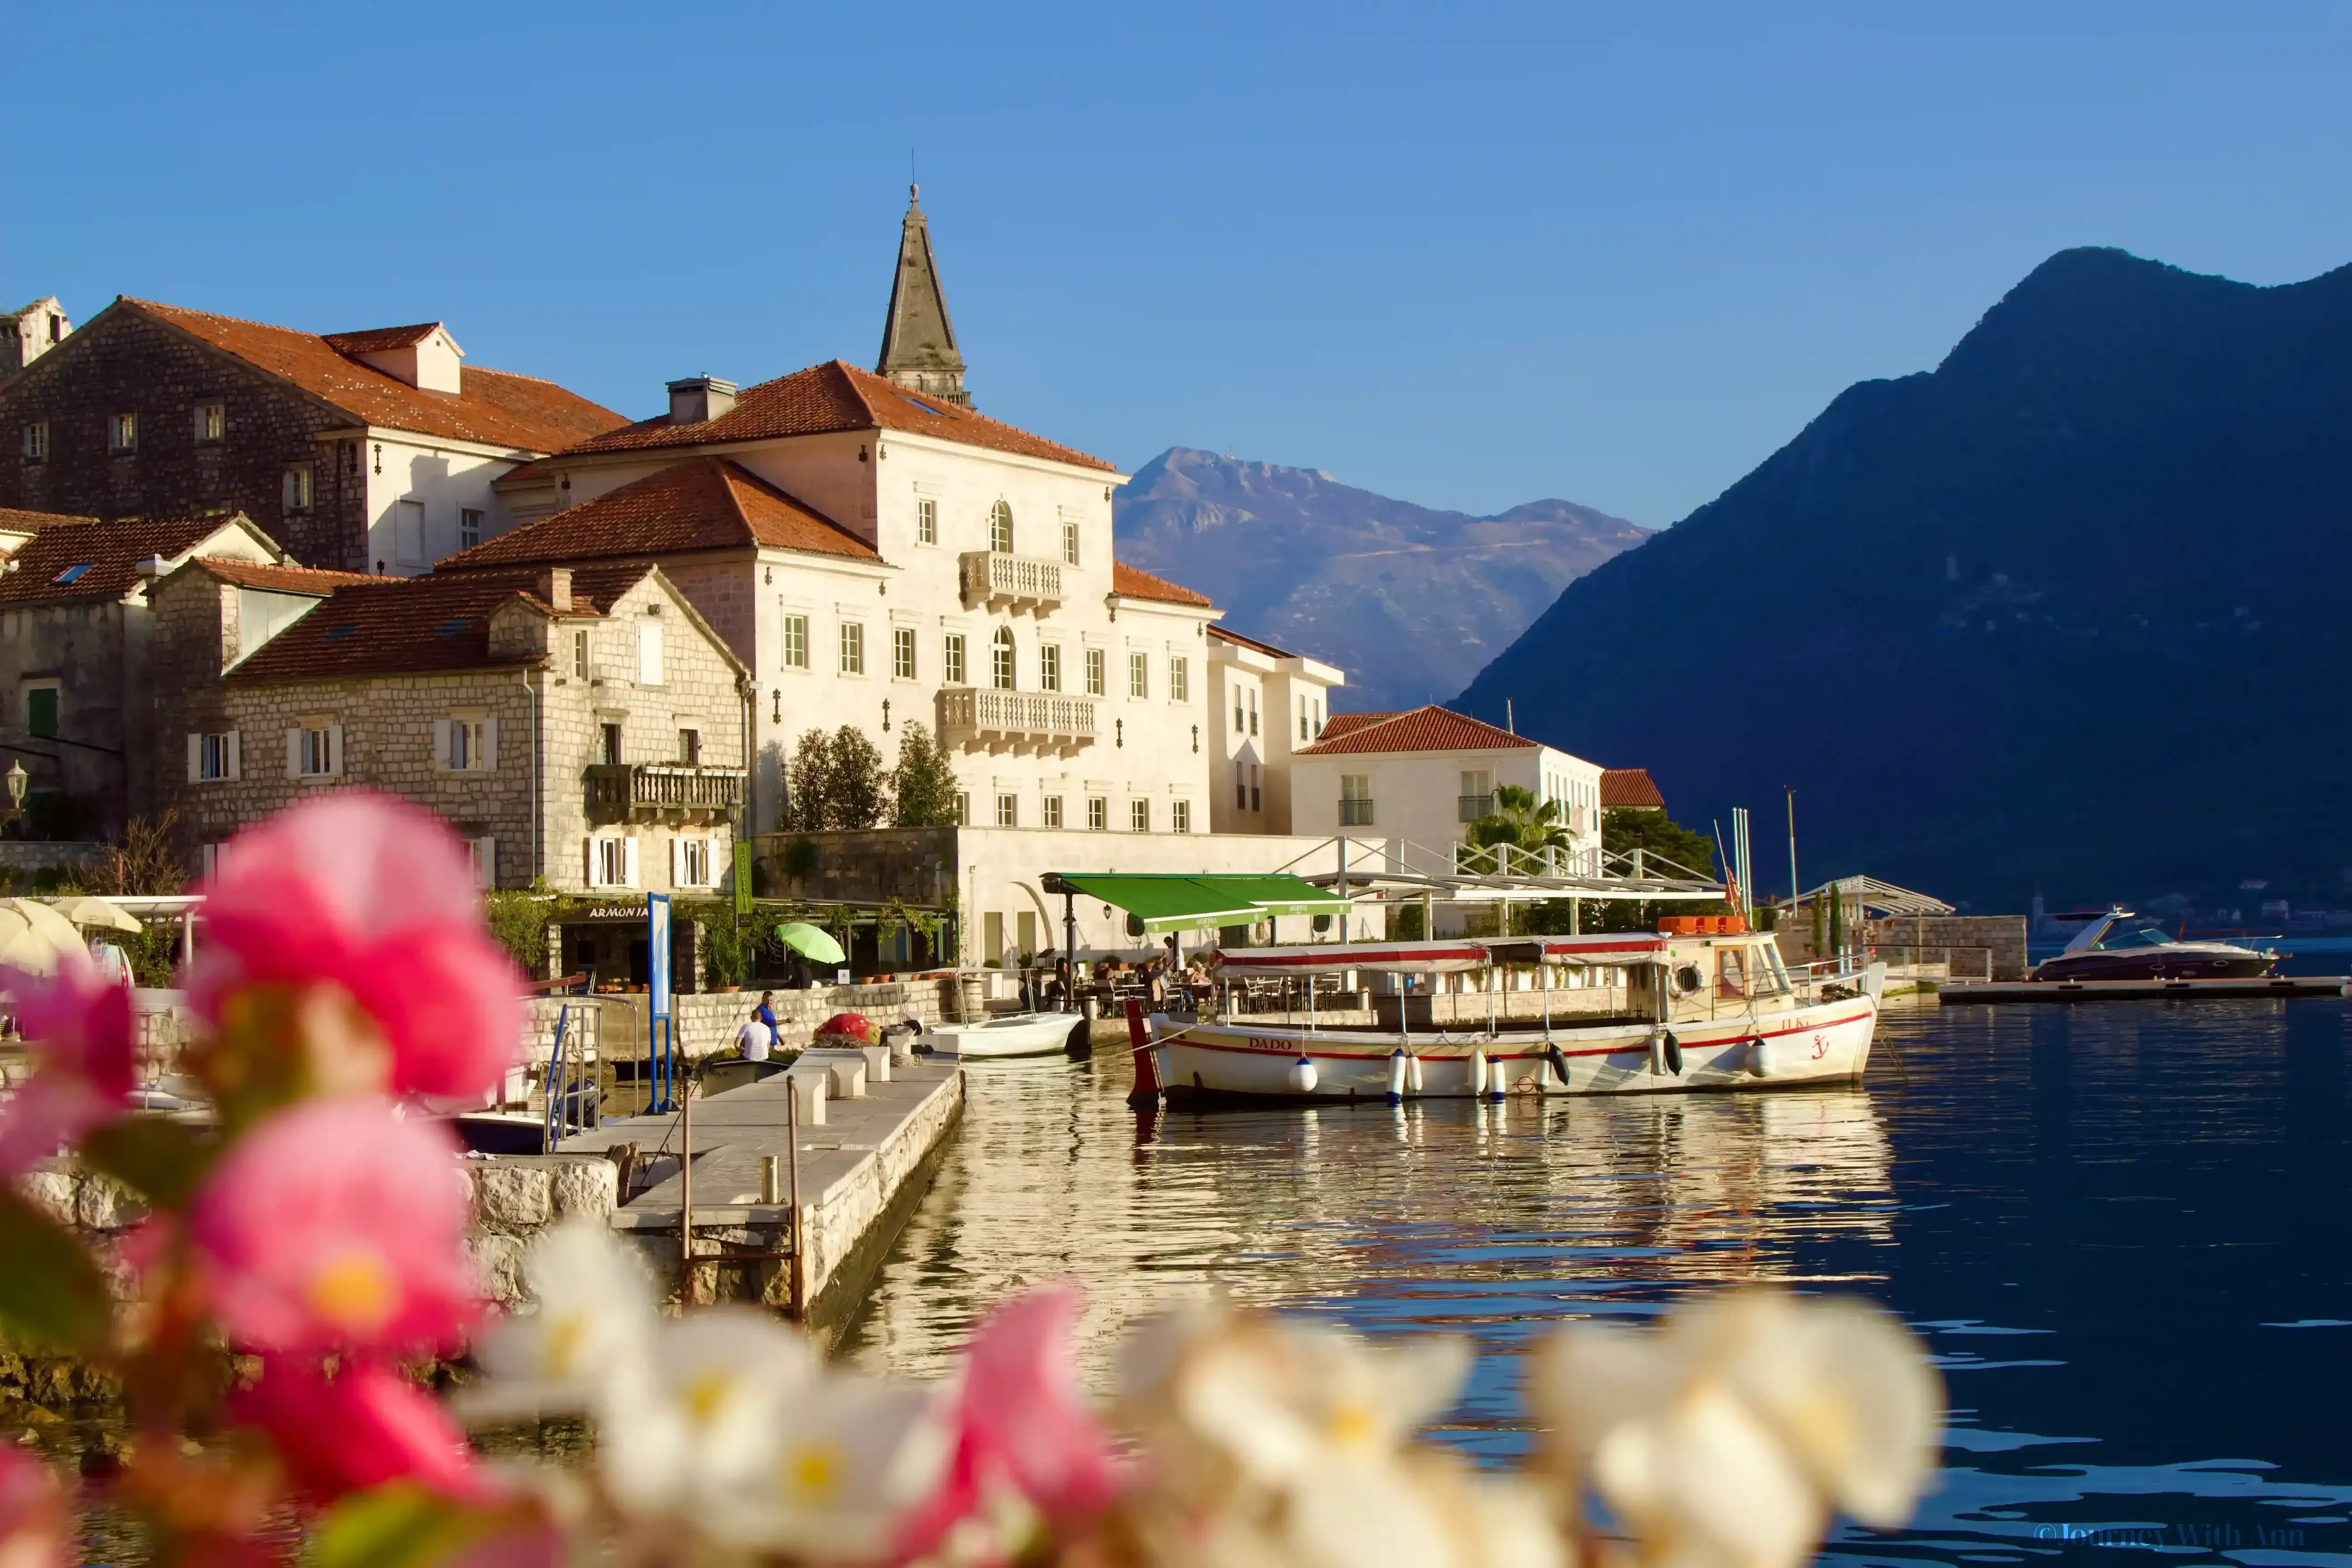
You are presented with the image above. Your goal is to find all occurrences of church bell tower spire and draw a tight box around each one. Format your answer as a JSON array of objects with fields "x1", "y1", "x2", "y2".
[{"x1": 876, "y1": 184, "x2": 970, "y2": 408}]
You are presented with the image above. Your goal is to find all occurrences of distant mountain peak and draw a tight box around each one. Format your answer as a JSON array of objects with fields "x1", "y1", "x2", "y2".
[{"x1": 1115, "y1": 448, "x2": 1648, "y2": 711}]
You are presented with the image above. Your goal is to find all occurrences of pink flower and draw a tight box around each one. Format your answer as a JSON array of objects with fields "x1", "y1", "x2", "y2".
[
  {"x1": 899, "y1": 1285, "x2": 1118, "y2": 1557},
  {"x1": 191, "y1": 793, "x2": 521, "y2": 1100},
  {"x1": 0, "y1": 1446, "x2": 67, "y2": 1568},
  {"x1": 190, "y1": 1098, "x2": 480, "y2": 1356},
  {"x1": 0, "y1": 962, "x2": 133, "y2": 1174},
  {"x1": 231, "y1": 1356, "x2": 485, "y2": 1504}
]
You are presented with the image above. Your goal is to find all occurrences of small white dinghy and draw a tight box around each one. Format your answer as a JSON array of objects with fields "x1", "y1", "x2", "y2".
[{"x1": 928, "y1": 1010, "x2": 1088, "y2": 1060}]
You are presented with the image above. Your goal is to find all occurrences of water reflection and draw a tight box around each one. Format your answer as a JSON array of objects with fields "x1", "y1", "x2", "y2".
[{"x1": 845, "y1": 1000, "x2": 2352, "y2": 1564}]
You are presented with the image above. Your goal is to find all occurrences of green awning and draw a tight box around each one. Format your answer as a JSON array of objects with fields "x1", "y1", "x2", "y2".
[{"x1": 1049, "y1": 873, "x2": 1351, "y2": 934}]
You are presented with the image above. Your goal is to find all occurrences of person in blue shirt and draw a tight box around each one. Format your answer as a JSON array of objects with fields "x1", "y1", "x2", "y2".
[{"x1": 755, "y1": 990, "x2": 779, "y2": 1053}]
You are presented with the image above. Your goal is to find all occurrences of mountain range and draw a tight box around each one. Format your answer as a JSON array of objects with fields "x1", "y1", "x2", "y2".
[
  {"x1": 1112, "y1": 447, "x2": 1648, "y2": 711},
  {"x1": 1458, "y1": 247, "x2": 2352, "y2": 909}
]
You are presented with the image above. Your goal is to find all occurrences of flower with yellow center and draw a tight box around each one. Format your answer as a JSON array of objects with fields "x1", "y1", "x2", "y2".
[
  {"x1": 459, "y1": 1221, "x2": 662, "y2": 1426},
  {"x1": 303, "y1": 1246, "x2": 397, "y2": 1336}
]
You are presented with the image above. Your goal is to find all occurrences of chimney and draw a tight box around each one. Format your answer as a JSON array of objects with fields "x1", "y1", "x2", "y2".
[
  {"x1": 539, "y1": 566, "x2": 573, "y2": 612},
  {"x1": 667, "y1": 376, "x2": 737, "y2": 426}
]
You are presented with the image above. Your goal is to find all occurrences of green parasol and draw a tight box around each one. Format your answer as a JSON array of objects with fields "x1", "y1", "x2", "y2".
[{"x1": 774, "y1": 922, "x2": 847, "y2": 965}]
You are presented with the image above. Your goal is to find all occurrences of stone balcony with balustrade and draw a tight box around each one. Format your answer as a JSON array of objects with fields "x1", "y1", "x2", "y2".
[
  {"x1": 936, "y1": 686, "x2": 1098, "y2": 756},
  {"x1": 958, "y1": 550, "x2": 1065, "y2": 615},
  {"x1": 585, "y1": 763, "x2": 746, "y2": 825}
]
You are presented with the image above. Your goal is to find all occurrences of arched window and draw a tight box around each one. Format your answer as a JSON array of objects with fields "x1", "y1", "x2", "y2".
[
  {"x1": 989, "y1": 500, "x2": 1014, "y2": 554},
  {"x1": 991, "y1": 626, "x2": 1017, "y2": 690}
]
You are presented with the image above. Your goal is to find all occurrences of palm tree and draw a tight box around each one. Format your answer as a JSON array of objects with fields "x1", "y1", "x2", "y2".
[{"x1": 1468, "y1": 784, "x2": 1574, "y2": 858}]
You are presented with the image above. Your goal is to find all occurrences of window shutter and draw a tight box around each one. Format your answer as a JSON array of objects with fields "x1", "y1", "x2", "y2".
[
  {"x1": 186, "y1": 734, "x2": 201, "y2": 782},
  {"x1": 668, "y1": 836, "x2": 681, "y2": 887},
  {"x1": 225, "y1": 731, "x2": 242, "y2": 780},
  {"x1": 583, "y1": 839, "x2": 599, "y2": 888},
  {"x1": 482, "y1": 717, "x2": 499, "y2": 771},
  {"x1": 622, "y1": 837, "x2": 640, "y2": 888},
  {"x1": 328, "y1": 724, "x2": 343, "y2": 776},
  {"x1": 707, "y1": 837, "x2": 723, "y2": 888},
  {"x1": 473, "y1": 837, "x2": 496, "y2": 891},
  {"x1": 284, "y1": 729, "x2": 301, "y2": 778},
  {"x1": 433, "y1": 719, "x2": 451, "y2": 769}
]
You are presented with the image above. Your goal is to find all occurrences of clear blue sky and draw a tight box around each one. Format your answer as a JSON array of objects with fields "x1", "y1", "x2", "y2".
[{"x1": 6, "y1": 3, "x2": 2348, "y2": 527}]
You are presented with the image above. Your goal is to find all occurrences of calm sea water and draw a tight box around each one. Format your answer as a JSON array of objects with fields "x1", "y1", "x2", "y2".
[{"x1": 843, "y1": 1000, "x2": 2352, "y2": 1566}]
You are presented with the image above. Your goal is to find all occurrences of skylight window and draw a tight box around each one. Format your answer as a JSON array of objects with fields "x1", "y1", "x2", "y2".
[
  {"x1": 52, "y1": 563, "x2": 92, "y2": 585},
  {"x1": 436, "y1": 617, "x2": 470, "y2": 637},
  {"x1": 904, "y1": 397, "x2": 945, "y2": 416},
  {"x1": 325, "y1": 624, "x2": 357, "y2": 642}
]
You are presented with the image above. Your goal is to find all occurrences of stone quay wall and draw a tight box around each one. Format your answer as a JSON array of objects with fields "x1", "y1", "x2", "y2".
[{"x1": 524, "y1": 975, "x2": 960, "y2": 1065}]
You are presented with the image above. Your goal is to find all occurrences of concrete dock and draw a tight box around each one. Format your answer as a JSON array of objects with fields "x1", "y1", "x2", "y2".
[
  {"x1": 559, "y1": 1060, "x2": 964, "y2": 1341},
  {"x1": 1939, "y1": 975, "x2": 2351, "y2": 1004}
]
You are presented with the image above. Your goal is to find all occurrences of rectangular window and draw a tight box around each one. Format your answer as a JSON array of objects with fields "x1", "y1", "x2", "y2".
[
  {"x1": 1459, "y1": 769, "x2": 1493, "y2": 822},
  {"x1": 601, "y1": 723, "x2": 623, "y2": 765},
  {"x1": 1340, "y1": 773, "x2": 1374, "y2": 828},
  {"x1": 893, "y1": 625, "x2": 917, "y2": 680},
  {"x1": 467, "y1": 837, "x2": 497, "y2": 891},
  {"x1": 916, "y1": 497, "x2": 937, "y2": 545},
  {"x1": 1235, "y1": 760, "x2": 1247, "y2": 810},
  {"x1": 284, "y1": 464, "x2": 313, "y2": 513},
  {"x1": 197, "y1": 732, "x2": 234, "y2": 781},
  {"x1": 1248, "y1": 689, "x2": 1258, "y2": 736},
  {"x1": 944, "y1": 632, "x2": 966, "y2": 685},
  {"x1": 1043, "y1": 794, "x2": 1063, "y2": 828},
  {"x1": 572, "y1": 629, "x2": 589, "y2": 679},
  {"x1": 1087, "y1": 795, "x2": 1107, "y2": 831},
  {"x1": 678, "y1": 837, "x2": 710, "y2": 887},
  {"x1": 677, "y1": 729, "x2": 701, "y2": 766},
  {"x1": 1084, "y1": 647, "x2": 1104, "y2": 696},
  {"x1": 1169, "y1": 656, "x2": 1188, "y2": 702},
  {"x1": 194, "y1": 402, "x2": 224, "y2": 443},
  {"x1": 1061, "y1": 519, "x2": 1079, "y2": 565},
  {"x1": 839, "y1": 621, "x2": 864, "y2": 675},
  {"x1": 1127, "y1": 652, "x2": 1148, "y2": 699},
  {"x1": 1172, "y1": 799, "x2": 1192, "y2": 834},
  {"x1": 781, "y1": 613, "x2": 808, "y2": 670},
  {"x1": 1300, "y1": 699, "x2": 1310, "y2": 741},
  {"x1": 590, "y1": 837, "x2": 631, "y2": 888},
  {"x1": 448, "y1": 718, "x2": 487, "y2": 771},
  {"x1": 1040, "y1": 643, "x2": 1062, "y2": 692},
  {"x1": 995, "y1": 793, "x2": 1019, "y2": 828},
  {"x1": 955, "y1": 791, "x2": 971, "y2": 826},
  {"x1": 1251, "y1": 762, "x2": 1262, "y2": 813},
  {"x1": 1129, "y1": 798, "x2": 1151, "y2": 833},
  {"x1": 295, "y1": 726, "x2": 333, "y2": 776},
  {"x1": 1234, "y1": 686, "x2": 1244, "y2": 732},
  {"x1": 637, "y1": 620, "x2": 664, "y2": 685},
  {"x1": 23, "y1": 686, "x2": 57, "y2": 740},
  {"x1": 110, "y1": 412, "x2": 137, "y2": 452},
  {"x1": 460, "y1": 508, "x2": 483, "y2": 549},
  {"x1": 20, "y1": 422, "x2": 47, "y2": 461}
]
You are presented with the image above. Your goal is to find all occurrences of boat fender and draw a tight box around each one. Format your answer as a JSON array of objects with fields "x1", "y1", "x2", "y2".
[
  {"x1": 1407, "y1": 1054, "x2": 1425, "y2": 1093},
  {"x1": 1064, "y1": 1019, "x2": 1091, "y2": 1058},
  {"x1": 1746, "y1": 1036, "x2": 1771, "y2": 1078},
  {"x1": 1386, "y1": 1049, "x2": 1408, "y2": 1103},
  {"x1": 1545, "y1": 1043, "x2": 1571, "y2": 1089},
  {"x1": 1663, "y1": 1031, "x2": 1684, "y2": 1077},
  {"x1": 1287, "y1": 1055, "x2": 1318, "y2": 1094},
  {"x1": 1646, "y1": 1031, "x2": 1666, "y2": 1075},
  {"x1": 1468, "y1": 1049, "x2": 1488, "y2": 1097}
]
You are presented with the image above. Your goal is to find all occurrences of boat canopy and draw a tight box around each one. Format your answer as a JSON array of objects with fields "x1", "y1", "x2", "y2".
[
  {"x1": 1048, "y1": 872, "x2": 1351, "y2": 935},
  {"x1": 1218, "y1": 931, "x2": 1670, "y2": 977}
]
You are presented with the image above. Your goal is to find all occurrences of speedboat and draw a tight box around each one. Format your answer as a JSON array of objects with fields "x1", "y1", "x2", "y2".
[
  {"x1": 2032, "y1": 909, "x2": 2276, "y2": 982},
  {"x1": 927, "y1": 1010, "x2": 1089, "y2": 1061},
  {"x1": 1145, "y1": 930, "x2": 1882, "y2": 1107}
]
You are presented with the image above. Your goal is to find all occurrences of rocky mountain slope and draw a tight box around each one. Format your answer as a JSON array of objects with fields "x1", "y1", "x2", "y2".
[
  {"x1": 1113, "y1": 449, "x2": 1648, "y2": 711},
  {"x1": 1458, "y1": 247, "x2": 2352, "y2": 907}
]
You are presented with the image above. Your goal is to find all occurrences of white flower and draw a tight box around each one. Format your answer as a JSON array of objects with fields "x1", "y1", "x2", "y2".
[
  {"x1": 1533, "y1": 1291, "x2": 1942, "y2": 1568},
  {"x1": 458, "y1": 1220, "x2": 661, "y2": 1423},
  {"x1": 705, "y1": 1371, "x2": 956, "y2": 1560},
  {"x1": 596, "y1": 1307, "x2": 823, "y2": 1527}
]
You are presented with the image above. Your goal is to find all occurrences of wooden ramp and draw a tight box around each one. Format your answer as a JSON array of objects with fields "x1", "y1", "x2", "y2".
[{"x1": 1939, "y1": 976, "x2": 2351, "y2": 1004}]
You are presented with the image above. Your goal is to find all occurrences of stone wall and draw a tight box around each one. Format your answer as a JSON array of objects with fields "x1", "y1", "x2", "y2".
[
  {"x1": 0, "y1": 598, "x2": 139, "y2": 837},
  {"x1": 524, "y1": 975, "x2": 958, "y2": 1064},
  {"x1": 0, "y1": 306, "x2": 370, "y2": 569},
  {"x1": 1775, "y1": 913, "x2": 2029, "y2": 981}
]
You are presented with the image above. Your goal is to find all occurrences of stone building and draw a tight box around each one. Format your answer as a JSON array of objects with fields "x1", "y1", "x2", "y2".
[
  {"x1": 2, "y1": 299, "x2": 69, "y2": 381},
  {"x1": 0, "y1": 297, "x2": 623, "y2": 574},
  {"x1": 0, "y1": 509, "x2": 287, "y2": 838},
  {"x1": 149, "y1": 559, "x2": 751, "y2": 905},
  {"x1": 1206, "y1": 624, "x2": 1346, "y2": 835}
]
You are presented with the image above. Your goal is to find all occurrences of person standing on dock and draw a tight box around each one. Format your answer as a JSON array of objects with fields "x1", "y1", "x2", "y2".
[{"x1": 755, "y1": 990, "x2": 780, "y2": 1054}]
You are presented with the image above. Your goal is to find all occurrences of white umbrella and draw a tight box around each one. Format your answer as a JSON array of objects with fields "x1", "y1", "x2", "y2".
[
  {"x1": 0, "y1": 899, "x2": 85, "y2": 975},
  {"x1": 46, "y1": 896, "x2": 143, "y2": 934}
]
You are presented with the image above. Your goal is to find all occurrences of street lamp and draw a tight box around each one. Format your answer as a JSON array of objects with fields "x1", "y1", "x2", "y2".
[{"x1": 4, "y1": 759, "x2": 27, "y2": 822}]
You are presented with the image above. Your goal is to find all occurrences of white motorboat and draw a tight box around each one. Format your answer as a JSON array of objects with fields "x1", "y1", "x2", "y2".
[
  {"x1": 928, "y1": 1009, "x2": 1089, "y2": 1061},
  {"x1": 1145, "y1": 929, "x2": 1881, "y2": 1107}
]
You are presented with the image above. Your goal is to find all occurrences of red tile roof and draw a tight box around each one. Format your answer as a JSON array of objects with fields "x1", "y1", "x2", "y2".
[
  {"x1": 321, "y1": 323, "x2": 442, "y2": 354},
  {"x1": 1600, "y1": 767, "x2": 1666, "y2": 809},
  {"x1": 0, "y1": 516, "x2": 255, "y2": 606},
  {"x1": 191, "y1": 558, "x2": 378, "y2": 594},
  {"x1": 0, "y1": 507, "x2": 97, "y2": 537},
  {"x1": 438, "y1": 458, "x2": 879, "y2": 572},
  {"x1": 1295, "y1": 704, "x2": 1537, "y2": 756},
  {"x1": 1111, "y1": 560, "x2": 1213, "y2": 607},
  {"x1": 121, "y1": 299, "x2": 626, "y2": 454},
  {"x1": 1209, "y1": 625, "x2": 1298, "y2": 659},
  {"x1": 229, "y1": 564, "x2": 658, "y2": 684},
  {"x1": 1315, "y1": 712, "x2": 1395, "y2": 742},
  {"x1": 553, "y1": 359, "x2": 1116, "y2": 473}
]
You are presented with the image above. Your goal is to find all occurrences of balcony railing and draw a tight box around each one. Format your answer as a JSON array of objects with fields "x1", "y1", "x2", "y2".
[
  {"x1": 937, "y1": 686, "x2": 1098, "y2": 756},
  {"x1": 1338, "y1": 798, "x2": 1376, "y2": 827},
  {"x1": 1458, "y1": 793, "x2": 1494, "y2": 822},
  {"x1": 959, "y1": 550, "x2": 1065, "y2": 615},
  {"x1": 586, "y1": 763, "x2": 745, "y2": 824}
]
